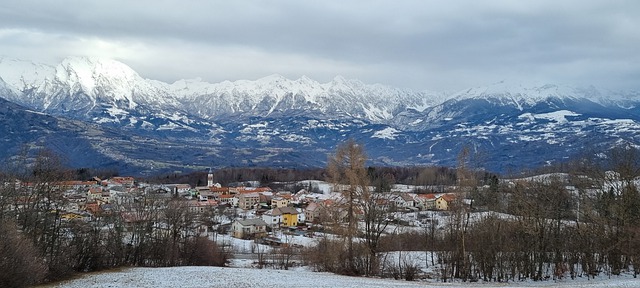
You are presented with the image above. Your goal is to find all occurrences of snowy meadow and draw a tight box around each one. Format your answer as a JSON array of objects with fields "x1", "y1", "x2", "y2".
[{"x1": 44, "y1": 266, "x2": 639, "y2": 288}]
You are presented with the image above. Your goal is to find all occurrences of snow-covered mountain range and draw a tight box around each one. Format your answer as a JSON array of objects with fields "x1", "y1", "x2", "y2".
[{"x1": 1, "y1": 56, "x2": 638, "y2": 175}]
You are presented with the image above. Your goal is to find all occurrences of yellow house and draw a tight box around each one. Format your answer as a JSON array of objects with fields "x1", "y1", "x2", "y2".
[
  {"x1": 262, "y1": 206, "x2": 299, "y2": 227},
  {"x1": 435, "y1": 194, "x2": 457, "y2": 210}
]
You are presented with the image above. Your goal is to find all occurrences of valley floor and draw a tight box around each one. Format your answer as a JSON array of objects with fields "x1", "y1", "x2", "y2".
[{"x1": 43, "y1": 266, "x2": 638, "y2": 288}]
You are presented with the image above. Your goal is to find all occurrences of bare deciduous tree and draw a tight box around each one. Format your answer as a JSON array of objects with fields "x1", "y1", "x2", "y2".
[{"x1": 327, "y1": 139, "x2": 369, "y2": 275}]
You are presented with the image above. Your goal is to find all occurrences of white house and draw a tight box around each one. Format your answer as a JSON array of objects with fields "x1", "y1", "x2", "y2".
[
  {"x1": 231, "y1": 218, "x2": 268, "y2": 239},
  {"x1": 261, "y1": 206, "x2": 300, "y2": 227},
  {"x1": 392, "y1": 193, "x2": 416, "y2": 209}
]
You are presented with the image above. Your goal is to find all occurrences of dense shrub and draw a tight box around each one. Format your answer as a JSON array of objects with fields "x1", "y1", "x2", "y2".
[
  {"x1": 0, "y1": 221, "x2": 47, "y2": 288},
  {"x1": 184, "y1": 237, "x2": 230, "y2": 266}
]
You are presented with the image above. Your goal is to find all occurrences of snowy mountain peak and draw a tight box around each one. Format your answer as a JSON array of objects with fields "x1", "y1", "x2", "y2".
[
  {"x1": 0, "y1": 56, "x2": 55, "y2": 90},
  {"x1": 457, "y1": 81, "x2": 575, "y2": 98},
  {"x1": 329, "y1": 75, "x2": 363, "y2": 90},
  {"x1": 56, "y1": 57, "x2": 140, "y2": 93},
  {"x1": 2, "y1": 56, "x2": 640, "y2": 175},
  {"x1": 448, "y1": 81, "x2": 630, "y2": 109},
  {"x1": 256, "y1": 73, "x2": 288, "y2": 83},
  {"x1": 331, "y1": 75, "x2": 348, "y2": 83},
  {"x1": 0, "y1": 76, "x2": 21, "y2": 99},
  {"x1": 298, "y1": 75, "x2": 313, "y2": 82},
  {"x1": 2, "y1": 56, "x2": 638, "y2": 129}
]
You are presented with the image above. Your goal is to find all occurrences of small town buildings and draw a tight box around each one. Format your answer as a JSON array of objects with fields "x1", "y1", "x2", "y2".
[
  {"x1": 210, "y1": 186, "x2": 230, "y2": 195},
  {"x1": 237, "y1": 192, "x2": 261, "y2": 210},
  {"x1": 232, "y1": 218, "x2": 268, "y2": 239},
  {"x1": 187, "y1": 199, "x2": 218, "y2": 214},
  {"x1": 218, "y1": 194, "x2": 236, "y2": 206},
  {"x1": 60, "y1": 212, "x2": 88, "y2": 221},
  {"x1": 107, "y1": 176, "x2": 135, "y2": 187},
  {"x1": 121, "y1": 211, "x2": 153, "y2": 232},
  {"x1": 259, "y1": 193, "x2": 273, "y2": 208},
  {"x1": 195, "y1": 186, "x2": 212, "y2": 194},
  {"x1": 295, "y1": 208, "x2": 306, "y2": 223},
  {"x1": 87, "y1": 186, "x2": 103, "y2": 201},
  {"x1": 54, "y1": 180, "x2": 98, "y2": 190},
  {"x1": 435, "y1": 194, "x2": 457, "y2": 210},
  {"x1": 199, "y1": 190, "x2": 218, "y2": 201},
  {"x1": 391, "y1": 193, "x2": 416, "y2": 209},
  {"x1": 271, "y1": 195, "x2": 291, "y2": 208},
  {"x1": 415, "y1": 193, "x2": 437, "y2": 210},
  {"x1": 231, "y1": 187, "x2": 272, "y2": 194},
  {"x1": 304, "y1": 201, "x2": 322, "y2": 223},
  {"x1": 262, "y1": 206, "x2": 300, "y2": 227},
  {"x1": 85, "y1": 201, "x2": 101, "y2": 214},
  {"x1": 100, "y1": 191, "x2": 112, "y2": 204},
  {"x1": 164, "y1": 184, "x2": 192, "y2": 195}
]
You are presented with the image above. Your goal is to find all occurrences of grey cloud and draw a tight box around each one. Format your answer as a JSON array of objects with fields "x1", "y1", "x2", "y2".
[{"x1": 0, "y1": 0, "x2": 638, "y2": 91}]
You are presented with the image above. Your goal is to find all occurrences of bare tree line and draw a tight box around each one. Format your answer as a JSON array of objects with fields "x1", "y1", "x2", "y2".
[
  {"x1": 147, "y1": 164, "x2": 462, "y2": 189},
  {"x1": 2, "y1": 143, "x2": 639, "y2": 285},
  {"x1": 304, "y1": 143, "x2": 640, "y2": 282},
  {"x1": 0, "y1": 150, "x2": 230, "y2": 287}
]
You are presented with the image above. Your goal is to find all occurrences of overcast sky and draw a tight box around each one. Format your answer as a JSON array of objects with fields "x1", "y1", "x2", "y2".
[{"x1": 0, "y1": 0, "x2": 638, "y2": 91}]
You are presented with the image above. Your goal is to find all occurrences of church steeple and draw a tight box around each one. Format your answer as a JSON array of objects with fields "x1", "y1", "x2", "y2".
[{"x1": 207, "y1": 167, "x2": 214, "y2": 187}]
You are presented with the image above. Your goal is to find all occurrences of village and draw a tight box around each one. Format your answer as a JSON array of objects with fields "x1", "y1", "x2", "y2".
[
  {"x1": 10, "y1": 168, "x2": 465, "y2": 247},
  {"x1": 5, "y1": 155, "x2": 640, "y2": 285}
]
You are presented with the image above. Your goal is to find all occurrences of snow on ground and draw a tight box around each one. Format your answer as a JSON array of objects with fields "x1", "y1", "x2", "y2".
[
  {"x1": 296, "y1": 180, "x2": 333, "y2": 194},
  {"x1": 215, "y1": 233, "x2": 273, "y2": 254},
  {"x1": 214, "y1": 230, "x2": 318, "y2": 254},
  {"x1": 380, "y1": 251, "x2": 440, "y2": 277},
  {"x1": 518, "y1": 110, "x2": 580, "y2": 124},
  {"x1": 45, "y1": 266, "x2": 425, "y2": 288},
  {"x1": 391, "y1": 184, "x2": 420, "y2": 193},
  {"x1": 372, "y1": 127, "x2": 400, "y2": 140},
  {"x1": 44, "y1": 266, "x2": 639, "y2": 288},
  {"x1": 270, "y1": 231, "x2": 318, "y2": 247},
  {"x1": 508, "y1": 172, "x2": 570, "y2": 183}
]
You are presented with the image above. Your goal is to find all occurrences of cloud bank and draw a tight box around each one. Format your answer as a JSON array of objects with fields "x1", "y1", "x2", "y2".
[{"x1": 0, "y1": 0, "x2": 638, "y2": 91}]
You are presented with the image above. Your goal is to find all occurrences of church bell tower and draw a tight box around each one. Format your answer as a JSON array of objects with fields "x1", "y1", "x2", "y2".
[{"x1": 207, "y1": 167, "x2": 214, "y2": 187}]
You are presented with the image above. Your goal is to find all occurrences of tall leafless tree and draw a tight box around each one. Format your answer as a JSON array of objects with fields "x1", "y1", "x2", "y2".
[{"x1": 327, "y1": 139, "x2": 369, "y2": 275}]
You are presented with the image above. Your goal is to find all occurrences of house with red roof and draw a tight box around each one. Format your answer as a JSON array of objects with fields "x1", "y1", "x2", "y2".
[
  {"x1": 435, "y1": 193, "x2": 457, "y2": 210},
  {"x1": 416, "y1": 193, "x2": 437, "y2": 210}
]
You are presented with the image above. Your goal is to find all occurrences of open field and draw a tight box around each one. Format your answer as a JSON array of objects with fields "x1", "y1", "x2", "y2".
[{"x1": 43, "y1": 266, "x2": 639, "y2": 288}]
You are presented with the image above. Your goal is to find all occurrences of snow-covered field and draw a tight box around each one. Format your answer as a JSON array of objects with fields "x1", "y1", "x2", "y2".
[
  {"x1": 214, "y1": 231, "x2": 318, "y2": 254},
  {"x1": 44, "y1": 267, "x2": 423, "y2": 288},
  {"x1": 43, "y1": 266, "x2": 639, "y2": 288}
]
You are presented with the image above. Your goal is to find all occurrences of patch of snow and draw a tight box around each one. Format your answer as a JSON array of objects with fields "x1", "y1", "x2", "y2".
[
  {"x1": 295, "y1": 180, "x2": 334, "y2": 194},
  {"x1": 140, "y1": 121, "x2": 154, "y2": 129},
  {"x1": 519, "y1": 110, "x2": 580, "y2": 124},
  {"x1": 157, "y1": 122, "x2": 186, "y2": 131},
  {"x1": 372, "y1": 127, "x2": 400, "y2": 140},
  {"x1": 106, "y1": 106, "x2": 129, "y2": 117},
  {"x1": 94, "y1": 117, "x2": 119, "y2": 124},
  {"x1": 25, "y1": 109, "x2": 47, "y2": 116},
  {"x1": 280, "y1": 134, "x2": 312, "y2": 144},
  {"x1": 410, "y1": 119, "x2": 423, "y2": 125}
]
